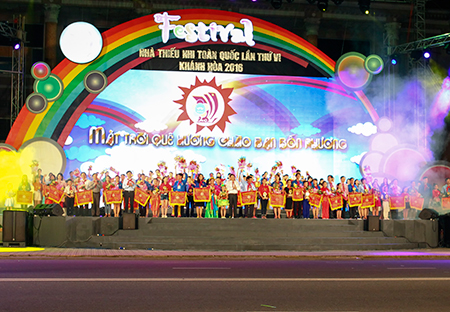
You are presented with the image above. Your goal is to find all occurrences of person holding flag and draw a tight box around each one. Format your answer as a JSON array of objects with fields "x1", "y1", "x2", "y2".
[
  {"x1": 172, "y1": 173, "x2": 188, "y2": 217},
  {"x1": 123, "y1": 171, "x2": 136, "y2": 214}
]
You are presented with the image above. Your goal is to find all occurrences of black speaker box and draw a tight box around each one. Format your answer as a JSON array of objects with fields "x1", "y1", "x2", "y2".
[
  {"x1": 51, "y1": 204, "x2": 64, "y2": 217},
  {"x1": 366, "y1": 215, "x2": 380, "y2": 231},
  {"x1": 33, "y1": 203, "x2": 63, "y2": 216},
  {"x1": 419, "y1": 208, "x2": 439, "y2": 220},
  {"x1": 3, "y1": 210, "x2": 27, "y2": 246},
  {"x1": 121, "y1": 213, "x2": 137, "y2": 230}
]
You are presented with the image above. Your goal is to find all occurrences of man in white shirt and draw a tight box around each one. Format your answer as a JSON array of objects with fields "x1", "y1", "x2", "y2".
[
  {"x1": 327, "y1": 175, "x2": 336, "y2": 218},
  {"x1": 241, "y1": 175, "x2": 257, "y2": 218},
  {"x1": 226, "y1": 174, "x2": 239, "y2": 218},
  {"x1": 123, "y1": 171, "x2": 136, "y2": 213}
]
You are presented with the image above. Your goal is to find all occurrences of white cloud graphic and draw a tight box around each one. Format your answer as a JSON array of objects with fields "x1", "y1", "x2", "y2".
[
  {"x1": 78, "y1": 143, "x2": 206, "y2": 176},
  {"x1": 291, "y1": 124, "x2": 321, "y2": 136},
  {"x1": 348, "y1": 122, "x2": 377, "y2": 137},
  {"x1": 135, "y1": 120, "x2": 168, "y2": 133},
  {"x1": 65, "y1": 136, "x2": 73, "y2": 146},
  {"x1": 350, "y1": 152, "x2": 367, "y2": 165}
]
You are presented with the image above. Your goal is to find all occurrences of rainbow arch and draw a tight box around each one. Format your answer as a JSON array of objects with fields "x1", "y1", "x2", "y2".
[{"x1": 6, "y1": 9, "x2": 379, "y2": 150}]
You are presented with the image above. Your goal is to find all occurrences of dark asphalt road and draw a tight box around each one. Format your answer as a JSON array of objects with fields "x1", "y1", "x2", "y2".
[{"x1": 0, "y1": 259, "x2": 449, "y2": 312}]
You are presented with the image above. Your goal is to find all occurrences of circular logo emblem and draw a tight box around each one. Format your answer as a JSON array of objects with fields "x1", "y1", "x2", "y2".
[
  {"x1": 186, "y1": 85, "x2": 225, "y2": 128},
  {"x1": 175, "y1": 77, "x2": 235, "y2": 132}
]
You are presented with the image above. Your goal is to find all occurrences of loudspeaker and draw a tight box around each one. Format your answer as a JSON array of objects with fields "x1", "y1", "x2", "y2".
[
  {"x1": 419, "y1": 208, "x2": 439, "y2": 220},
  {"x1": 33, "y1": 203, "x2": 63, "y2": 217},
  {"x1": 3, "y1": 210, "x2": 27, "y2": 246},
  {"x1": 122, "y1": 213, "x2": 137, "y2": 230},
  {"x1": 52, "y1": 204, "x2": 63, "y2": 217},
  {"x1": 366, "y1": 215, "x2": 380, "y2": 231}
]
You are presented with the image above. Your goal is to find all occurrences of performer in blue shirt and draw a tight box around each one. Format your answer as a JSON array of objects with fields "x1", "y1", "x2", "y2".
[{"x1": 172, "y1": 173, "x2": 188, "y2": 217}]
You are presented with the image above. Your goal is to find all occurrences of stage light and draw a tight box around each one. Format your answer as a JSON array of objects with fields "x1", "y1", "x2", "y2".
[
  {"x1": 271, "y1": 0, "x2": 282, "y2": 9},
  {"x1": 12, "y1": 38, "x2": 21, "y2": 50},
  {"x1": 358, "y1": 0, "x2": 371, "y2": 14},
  {"x1": 423, "y1": 50, "x2": 431, "y2": 59},
  {"x1": 391, "y1": 58, "x2": 397, "y2": 65},
  {"x1": 331, "y1": 0, "x2": 344, "y2": 5},
  {"x1": 317, "y1": 0, "x2": 328, "y2": 11}
]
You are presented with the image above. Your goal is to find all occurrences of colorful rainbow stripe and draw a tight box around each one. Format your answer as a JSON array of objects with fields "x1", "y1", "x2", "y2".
[{"x1": 6, "y1": 9, "x2": 378, "y2": 150}]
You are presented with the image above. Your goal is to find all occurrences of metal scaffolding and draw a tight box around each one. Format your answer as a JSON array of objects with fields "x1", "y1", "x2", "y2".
[
  {"x1": 383, "y1": 1, "x2": 449, "y2": 148},
  {"x1": 0, "y1": 16, "x2": 26, "y2": 127}
]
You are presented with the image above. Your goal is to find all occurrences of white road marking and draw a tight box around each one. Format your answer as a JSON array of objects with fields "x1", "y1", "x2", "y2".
[
  {"x1": 172, "y1": 267, "x2": 231, "y2": 270},
  {"x1": 387, "y1": 267, "x2": 436, "y2": 270},
  {"x1": 0, "y1": 277, "x2": 449, "y2": 282}
]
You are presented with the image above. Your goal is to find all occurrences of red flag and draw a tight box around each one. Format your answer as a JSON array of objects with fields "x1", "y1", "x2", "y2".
[
  {"x1": 76, "y1": 190, "x2": 93, "y2": 206},
  {"x1": 47, "y1": 186, "x2": 64, "y2": 203},
  {"x1": 329, "y1": 195, "x2": 343, "y2": 210},
  {"x1": 269, "y1": 193, "x2": 285, "y2": 207},
  {"x1": 361, "y1": 194, "x2": 375, "y2": 208},
  {"x1": 442, "y1": 198, "x2": 450, "y2": 210},
  {"x1": 390, "y1": 196, "x2": 406, "y2": 210},
  {"x1": 104, "y1": 190, "x2": 122, "y2": 204},
  {"x1": 292, "y1": 188, "x2": 303, "y2": 201},
  {"x1": 410, "y1": 196, "x2": 424, "y2": 210},
  {"x1": 237, "y1": 191, "x2": 243, "y2": 207},
  {"x1": 193, "y1": 188, "x2": 210, "y2": 202},
  {"x1": 309, "y1": 193, "x2": 323, "y2": 208},
  {"x1": 348, "y1": 193, "x2": 362, "y2": 207},
  {"x1": 240, "y1": 191, "x2": 257, "y2": 205},
  {"x1": 134, "y1": 188, "x2": 150, "y2": 206},
  {"x1": 170, "y1": 192, "x2": 187, "y2": 205}
]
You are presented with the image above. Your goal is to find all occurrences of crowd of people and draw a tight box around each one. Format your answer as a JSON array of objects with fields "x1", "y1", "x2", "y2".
[{"x1": 6, "y1": 165, "x2": 450, "y2": 220}]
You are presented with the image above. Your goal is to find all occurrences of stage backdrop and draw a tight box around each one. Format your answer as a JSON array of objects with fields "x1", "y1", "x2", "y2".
[
  {"x1": 5, "y1": 9, "x2": 385, "y2": 181},
  {"x1": 65, "y1": 69, "x2": 373, "y2": 177}
]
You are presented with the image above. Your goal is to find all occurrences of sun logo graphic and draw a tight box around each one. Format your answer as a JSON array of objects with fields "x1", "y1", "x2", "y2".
[{"x1": 175, "y1": 77, "x2": 236, "y2": 133}]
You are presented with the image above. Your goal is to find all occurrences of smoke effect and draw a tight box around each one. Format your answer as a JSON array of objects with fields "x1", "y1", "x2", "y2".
[{"x1": 326, "y1": 67, "x2": 443, "y2": 184}]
